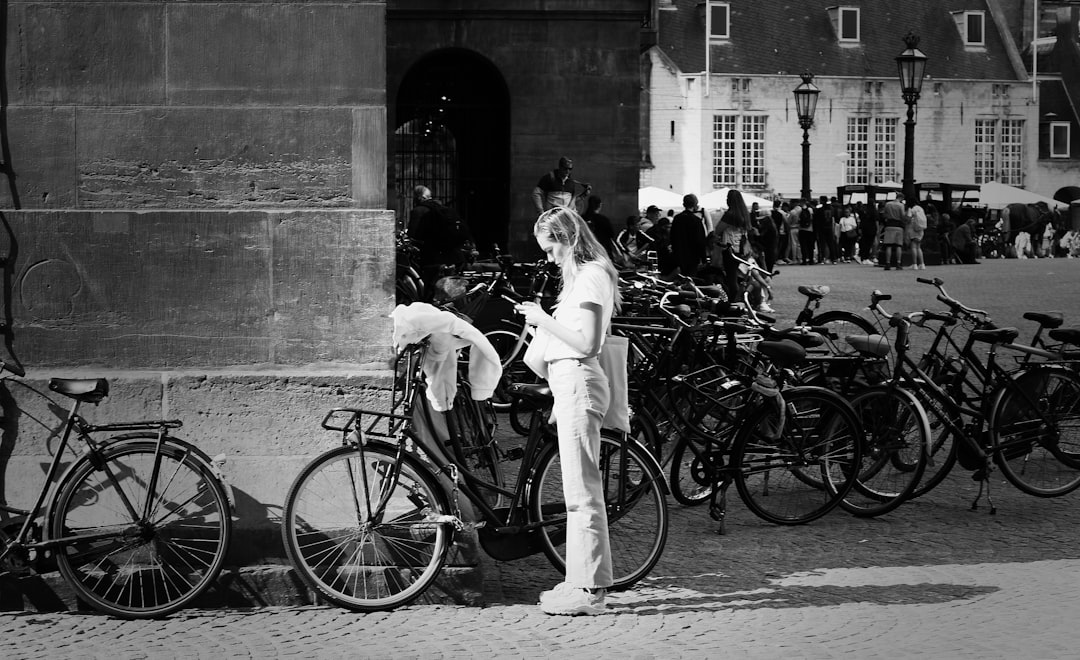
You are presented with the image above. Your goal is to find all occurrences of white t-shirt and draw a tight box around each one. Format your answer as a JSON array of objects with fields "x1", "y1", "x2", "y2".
[{"x1": 544, "y1": 262, "x2": 615, "y2": 361}]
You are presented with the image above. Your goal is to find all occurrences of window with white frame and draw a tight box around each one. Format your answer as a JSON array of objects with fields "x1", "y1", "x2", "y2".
[
  {"x1": 828, "y1": 6, "x2": 860, "y2": 42},
  {"x1": 974, "y1": 118, "x2": 1025, "y2": 185},
  {"x1": 707, "y1": 2, "x2": 730, "y2": 39},
  {"x1": 712, "y1": 114, "x2": 767, "y2": 187},
  {"x1": 1050, "y1": 122, "x2": 1070, "y2": 158},
  {"x1": 845, "y1": 117, "x2": 897, "y2": 184},
  {"x1": 952, "y1": 10, "x2": 985, "y2": 47}
]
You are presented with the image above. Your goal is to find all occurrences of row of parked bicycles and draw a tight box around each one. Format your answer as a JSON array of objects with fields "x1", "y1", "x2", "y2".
[{"x1": 4, "y1": 246, "x2": 1077, "y2": 618}]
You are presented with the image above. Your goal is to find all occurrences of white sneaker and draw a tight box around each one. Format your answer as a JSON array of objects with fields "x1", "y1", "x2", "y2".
[
  {"x1": 539, "y1": 586, "x2": 606, "y2": 616},
  {"x1": 757, "y1": 302, "x2": 775, "y2": 313},
  {"x1": 539, "y1": 582, "x2": 574, "y2": 604}
]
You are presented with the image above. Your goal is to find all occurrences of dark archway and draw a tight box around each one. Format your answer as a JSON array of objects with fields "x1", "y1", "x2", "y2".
[{"x1": 395, "y1": 49, "x2": 511, "y2": 256}]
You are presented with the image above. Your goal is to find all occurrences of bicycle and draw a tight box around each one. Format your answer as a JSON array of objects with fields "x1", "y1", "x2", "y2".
[
  {"x1": 665, "y1": 338, "x2": 863, "y2": 533},
  {"x1": 280, "y1": 338, "x2": 668, "y2": 612},
  {"x1": 0, "y1": 362, "x2": 233, "y2": 618},
  {"x1": 852, "y1": 311, "x2": 1080, "y2": 513}
]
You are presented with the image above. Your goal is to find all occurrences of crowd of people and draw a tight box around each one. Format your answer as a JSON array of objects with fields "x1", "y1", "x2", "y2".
[{"x1": 406, "y1": 155, "x2": 1079, "y2": 321}]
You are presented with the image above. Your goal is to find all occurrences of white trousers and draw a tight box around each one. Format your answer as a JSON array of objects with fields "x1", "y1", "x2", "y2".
[{"x1": 547, "y1": 357, "x2": 613, "y2": 589}]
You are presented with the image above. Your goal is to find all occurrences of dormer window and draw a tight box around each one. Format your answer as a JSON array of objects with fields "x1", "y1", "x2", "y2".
[
  {"x1": 700, "y1": 2, "x2": 730, "y2": 40},
  {"x1": 952, "y1": 10, "x2": 985, "y2": 47},
  {"x1": 828, "y1": 6, "x2": 860, "y2": 43}
]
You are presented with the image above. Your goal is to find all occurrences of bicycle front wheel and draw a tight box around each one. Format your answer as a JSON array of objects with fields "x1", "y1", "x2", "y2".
[
  {"x1": 282, "y1": 442, "x2": 453, "y2": 612},
  {"x1": 733, "y1": 387, "x2": 861, "y2": 525},
  {"x1": 50, "y1": 440, "x2": 232, "y2": 618},
  {"x1": 841, "y1": 386, "x2": 929, "y2": 517},
  {"x1": 531, "y1": 431, "x2": 668, "y2": 591},
  {"x1": 989, "y1": 367, "x2": 1080, "y2": 497},
  {"x1": 810, "y1": 310, "x2": 878, "y2": 355}
]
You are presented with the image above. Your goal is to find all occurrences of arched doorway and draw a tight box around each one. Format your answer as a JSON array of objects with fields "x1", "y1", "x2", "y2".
[{"x1": 395, "y1": 49, "x2": 511, "y2": 256}]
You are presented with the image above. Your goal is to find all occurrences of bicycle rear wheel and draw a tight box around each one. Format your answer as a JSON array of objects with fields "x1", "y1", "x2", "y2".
[
  {"x1": 733, "y1": 387, "x2": 861, "y2": 525},
  {"x1": 282, "y1": 442, "x2": 453, "y2": 612},
  {"x1": 50, "y1": 440, "x2": 231, "y2": 618},
  {"x1": 841, "y1": 386, "x2": 929, "y2": 517},
  {"x1": 989, "y1": 367, "x2": 1080, "y2": 497},
  {"x1": 531, "y1": 431, "x2": 668, "y2": 591}
]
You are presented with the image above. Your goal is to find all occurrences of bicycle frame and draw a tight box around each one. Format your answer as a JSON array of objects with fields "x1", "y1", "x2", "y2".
[{"x1": 2, "y1": 388, "x2": 183, "y2": 562}]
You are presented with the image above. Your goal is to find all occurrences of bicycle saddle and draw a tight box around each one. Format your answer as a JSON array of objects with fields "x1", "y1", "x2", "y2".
[
  {"x1": 756, "y1": 340, "x2": 806, "y2": 369},
  {"x1": 48, "y1": 378, "x2": 109, "y2": 403},
  {"x1": 797, "y1": 285, "x2": 830, "y2": 300},
  {"x1": 1023, "y1": 311, "x2": 1064, "y2": 329},
  {"x1": 970, "y1": 327, "x2": 1019, "y2": 345},
  {"x1": 1048, "y1": 327, "x2": 1080, "y2": 346},
  {"x1": 845, "y1": 334, "x2": 891, "y2": 357},
  {"x1": 506, "y1": 382, "x2": 552, "y2": 404}
]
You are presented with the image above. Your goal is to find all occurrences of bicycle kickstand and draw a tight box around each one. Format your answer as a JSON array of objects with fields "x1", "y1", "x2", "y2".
[
  {"x1": 969, "y1": 461, "x2": 997, "y2": 515},
  {"x1": 708, "y1": 478, "x2": 731, "y2": 535}
]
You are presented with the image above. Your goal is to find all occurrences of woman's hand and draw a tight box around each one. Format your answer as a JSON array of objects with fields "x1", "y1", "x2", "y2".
[{"x1": 515, "y1": 301, "x2": 549, "y2": 327}]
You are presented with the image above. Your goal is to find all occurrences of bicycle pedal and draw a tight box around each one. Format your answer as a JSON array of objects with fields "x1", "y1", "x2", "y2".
[{"x1": 503, "y1": 447, "x2": 524, "y2": 462}]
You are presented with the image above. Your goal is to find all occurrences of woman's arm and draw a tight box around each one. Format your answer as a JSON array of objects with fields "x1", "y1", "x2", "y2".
[{"x1": 516, "y1": 300, "x2": 603, "y2": 357}]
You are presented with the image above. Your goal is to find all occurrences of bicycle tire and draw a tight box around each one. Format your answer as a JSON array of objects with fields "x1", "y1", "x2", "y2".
[
  {"x1": 668, "y1": 434, "x2": 722, "y2": 506},
  {"x1": 989, "y1": 366, "x2": 1080, "y2": 497},
  {"x1": 907, "y1": 392, "x2": 961, "y2": 499},
  {"x1": 445, "y1": 389, "x2": 505, "y2": 508},
  {"x1": 732, "y1": 386, "x2": 861, "y2": 525},
  {"x1": 531, "y1": 430, "x2": 668, "y2": 591},
  {"x1": 50, "y1": 440, "x2": 232, "y2": 618},
  {"x1": 282, "y1": 441, "x2": 454, "y2": 612},
  {"x1": 484, "y1": 328, "x2": 535, "y2": 415},
  {"x1": 841, "y1": 386, "x2": 929, "y2": 517},
  {"x1": 810, "y1": 310, "x2": 878, "y2": 355}
]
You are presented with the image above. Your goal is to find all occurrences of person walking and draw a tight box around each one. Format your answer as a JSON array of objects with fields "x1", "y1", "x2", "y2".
[
  {"x1": 785, "y1": 200, "x2": 805, "y2": 264},
  {"x1": 712, "y1": 189, "x2": 750, "y2": 301},
  {"x1": 855, "y1": 201, "x2": 878, "y2": 264},
  {"x1": 881, "y1": 193, "x2": 908, "y2": 270},
  {"x1": 907, "y1": 199, "x2": 928, "y2": 270},
  {"x1": 515, "y1": 206, "x2": 621, "y2": 616},
  {"x1": 773, "y1": 200, "x2": 790, "y2": 264},
  {"x1": 813, "y1": 196, "x2": 834, "y2": 264},
  {"x1": 798, "y1": 199, "x2": 817, "y2": 265},
  {"x1": 668, "y1": 193, "x2": 709, "y2": 278},
  {"x1": 837, "y1": 205, "x2": 859, "y2": 263}
]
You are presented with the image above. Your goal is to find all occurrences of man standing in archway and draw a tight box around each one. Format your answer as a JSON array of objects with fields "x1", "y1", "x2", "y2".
[{"x1": 532, "y1": 157, "x2": 590, "y2": 216}]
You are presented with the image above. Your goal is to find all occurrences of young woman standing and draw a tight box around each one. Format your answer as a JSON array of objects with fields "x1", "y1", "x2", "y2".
[{"x1": 515, "y1": 206, "x2": 621, "y2": 616}]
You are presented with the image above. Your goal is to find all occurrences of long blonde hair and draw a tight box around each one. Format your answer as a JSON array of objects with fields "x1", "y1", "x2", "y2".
[{"x1": 533, "y1": 206, "x2": 622, "y2": 311}]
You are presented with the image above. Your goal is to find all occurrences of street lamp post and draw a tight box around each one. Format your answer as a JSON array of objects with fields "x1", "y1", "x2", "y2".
[
  {"x1": 896, "y1": 31, "x2": 928, "y2": 203},
  {"x1": 792, "y1": 72, "x2": 821, "y2": 203}
]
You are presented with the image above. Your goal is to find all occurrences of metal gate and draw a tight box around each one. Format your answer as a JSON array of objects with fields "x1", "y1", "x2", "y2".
[{"x1": 394, "y1": 119, "x2": 457, "y2": 231}]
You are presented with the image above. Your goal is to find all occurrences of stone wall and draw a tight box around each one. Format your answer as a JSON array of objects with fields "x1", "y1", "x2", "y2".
[{"x1": 0, "y1": 1, "x2": 396, "y2": 572}]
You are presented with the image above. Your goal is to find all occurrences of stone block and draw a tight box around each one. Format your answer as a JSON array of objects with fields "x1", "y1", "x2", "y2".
[
  {"x1": 7, "y1": 3, "x2": 165, "y2": 106},
  {"x1": 75, "y1": 108, "x2": 356, "y2": 209},
  {"x1": 167, "y1": 3, "x2": 385, "y2": 106},
  {"x1": 7, "y1": 209, "x2": 394, "y2": 368},
  {"x1": 0, "y1": 107, "x2": 77, "y2": 208}
]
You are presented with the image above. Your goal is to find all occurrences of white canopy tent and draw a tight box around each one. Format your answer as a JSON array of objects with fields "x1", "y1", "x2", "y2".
[
  {"x1": 974, "y1": 181, "x2": 1067, "y2": 210},
  {"x1": 637, "y1": 186, "x2": 684, "y2": 211},
  {"x1": 698, "y1": 188, "x2": 775, "y2": 213}
]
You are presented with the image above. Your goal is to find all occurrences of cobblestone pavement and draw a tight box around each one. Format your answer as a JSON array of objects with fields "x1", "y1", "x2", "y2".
[{"x1": 3, "y1": 469, "x2": 1078, "y2": 659}]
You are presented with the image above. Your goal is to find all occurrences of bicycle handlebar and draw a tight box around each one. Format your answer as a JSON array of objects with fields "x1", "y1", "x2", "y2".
[{"x1": 919, "y1": 276, "x2": 989, "y2": 319}]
